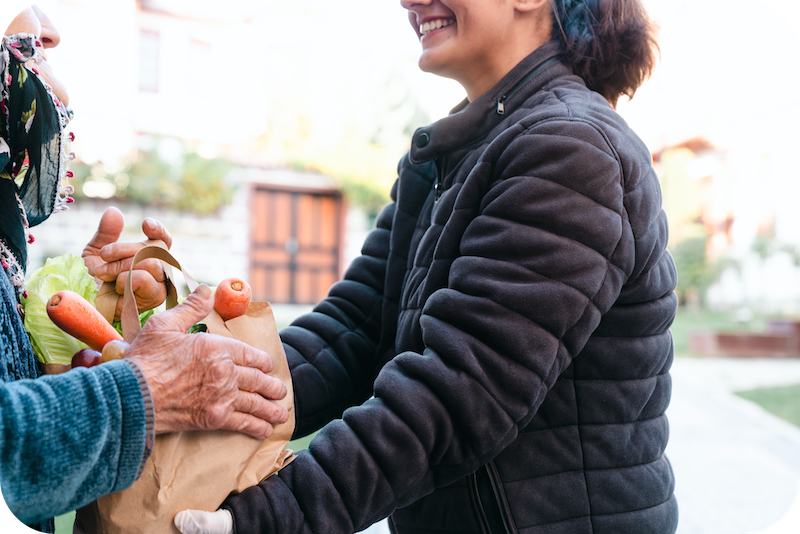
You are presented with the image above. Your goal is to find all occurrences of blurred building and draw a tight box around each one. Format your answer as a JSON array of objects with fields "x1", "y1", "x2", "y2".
[
  {"x1": 653, "y1": 135, "x2": 800, "y2": 313},
  {"x1": 27, "y1": 0, "x2": 363, "y2": 303},
  {"x1": 49, "y1": 0, "x2": 276, "y2": 165},
  {"x1": 619, "y1": 0, "x2": 800, "y2": 313}
]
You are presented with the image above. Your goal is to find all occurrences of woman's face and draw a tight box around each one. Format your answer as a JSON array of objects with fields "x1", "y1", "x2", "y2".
[
  {"x1": 5, "y1": 5, "x2": 69, "y2": 106},
  {"x1": 401, "y1": 0, "x2": 551, "y2": 101}
]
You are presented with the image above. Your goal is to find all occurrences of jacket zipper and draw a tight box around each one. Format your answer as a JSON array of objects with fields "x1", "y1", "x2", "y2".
[
  {"x1": 433, "y1": 156, "x2": 444, "y2": 203},
  {"x1": 495, "y1": 55, "x2": 563, "y2": 115},
  {"x1": 469, "y1": 462, "x2": 516, "y2": 534}
]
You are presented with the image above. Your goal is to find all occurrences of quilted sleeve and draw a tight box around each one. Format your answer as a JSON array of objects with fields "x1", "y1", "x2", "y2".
[{"x1": 223, "y1": 119, "x2": 647, "y2": 534}]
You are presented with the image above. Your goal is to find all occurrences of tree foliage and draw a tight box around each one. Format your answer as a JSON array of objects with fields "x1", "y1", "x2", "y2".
[
  {"x1": 670, "y1": 234, "x2": 737, "y2": 306},
  {"x1": 69, "y1": 150, "x2": 236, "y2": 215}
]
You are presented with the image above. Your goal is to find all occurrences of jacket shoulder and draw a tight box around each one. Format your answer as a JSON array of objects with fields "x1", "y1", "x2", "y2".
[{"x1": 493, "y1": 79, "x2": 657, "y2": 207}]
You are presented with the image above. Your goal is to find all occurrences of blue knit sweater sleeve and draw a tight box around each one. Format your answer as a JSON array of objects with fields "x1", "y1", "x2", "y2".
[
  {"x1": 0, "y1": 264, "x2": 153, "y2": 531},
  {"x1": 0, "y1": 359, "x2": 148, "y2": 525}
]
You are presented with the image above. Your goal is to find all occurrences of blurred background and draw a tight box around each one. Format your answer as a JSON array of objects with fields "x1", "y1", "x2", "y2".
[
  {"x1": 3, "y1": 0, "x2": 800, "y2": 533},
  {"x1": 15, "y1": 0, "x2": 800, "y2": 314}
]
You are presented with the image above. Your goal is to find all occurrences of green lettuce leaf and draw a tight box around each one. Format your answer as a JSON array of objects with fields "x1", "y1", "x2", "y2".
[
  {"x1": 21, "y1": 254, "x2": 99, "y2": 365},
  {"x1": 112, "y1": 307, "x2": 159, "y2": 337}
]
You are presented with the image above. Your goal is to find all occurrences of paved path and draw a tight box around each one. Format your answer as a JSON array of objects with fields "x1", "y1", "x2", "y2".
[{"x1": 666, "y1": 357, "x2": 800, "y2": 534}]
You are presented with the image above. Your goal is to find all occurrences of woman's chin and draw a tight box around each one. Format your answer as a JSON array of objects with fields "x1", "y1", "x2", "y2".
[{"x1": 417, "y1": 51, "x2": 448, "y2": 78}]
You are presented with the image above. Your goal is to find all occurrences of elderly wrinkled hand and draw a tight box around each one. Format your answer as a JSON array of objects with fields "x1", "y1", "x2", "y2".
[
  {"x1": 126, "y1": 284, "x2": 290, "y2": 439},
  {"x1": 82, "y1": 206, "x2": 173, "y2": 321}
]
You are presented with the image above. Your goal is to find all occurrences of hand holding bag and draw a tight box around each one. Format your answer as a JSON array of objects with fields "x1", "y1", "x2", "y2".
[{"x1": 75, "y1": 246, "x2": 295, "y2": 534}]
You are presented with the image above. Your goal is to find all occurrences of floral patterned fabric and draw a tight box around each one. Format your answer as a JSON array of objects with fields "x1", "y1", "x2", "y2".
[{"x1": 0, "y1": 33, "x2": 72, "y2": 288}]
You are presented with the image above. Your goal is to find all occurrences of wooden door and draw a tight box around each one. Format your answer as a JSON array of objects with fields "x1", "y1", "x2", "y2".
[{"x1": 250, "y1": 185, "x2": 343, "y2": 304}]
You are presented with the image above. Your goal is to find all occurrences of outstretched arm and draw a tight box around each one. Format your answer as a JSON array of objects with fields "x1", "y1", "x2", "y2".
[
  {"x1": 0, "y1": 358, "x2": 151, "y2": 524},
  {"x1": 1, "y1": 285, "x2": 289, "y2": 526},
  {"x1": 213, "y1": 122, "x2": 639, "y2": 534}
]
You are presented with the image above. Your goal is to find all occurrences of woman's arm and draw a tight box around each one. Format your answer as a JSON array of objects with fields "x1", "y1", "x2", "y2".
[
  {"x1": 2, "y1": 284, "x2": 292, "y2": 526},
  {"x1": 219, "y1": 118, "x2": 654, "y2": 534},
  {"x1": 0, "y1": 360, "x2": 149, "y2": 525}
]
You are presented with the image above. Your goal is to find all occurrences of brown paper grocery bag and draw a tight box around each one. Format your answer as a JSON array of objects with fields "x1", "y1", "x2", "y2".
[
  {"x1": 38, "y1": 361, "x2": 71, "y2": 375},
  {"x1": 75, "y1": 246, "x2": 295, "y2": 534}
]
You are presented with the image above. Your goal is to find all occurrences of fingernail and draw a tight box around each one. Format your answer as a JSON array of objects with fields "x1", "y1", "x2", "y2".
[
  {"x1": 144, "y1": 218, "x2": 157, "y2": 232},
  {"x1": 194, "y1": 284, "x2": 212, "y2": 298}
]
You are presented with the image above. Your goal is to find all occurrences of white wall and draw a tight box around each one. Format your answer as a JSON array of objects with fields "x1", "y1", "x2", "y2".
[
  {"x1": 28, "y1": 178, "x2": 251, "y2": 287},
  {"x1": 28, "y1": 169, "x2": 371, "y2": 292}
]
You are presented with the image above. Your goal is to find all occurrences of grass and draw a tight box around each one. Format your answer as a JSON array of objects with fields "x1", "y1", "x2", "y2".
[
  {"x1": 55, "y1": 510, "x2": 75, "y2": 532},
  {"x1": 735, "y1": 383, "x2": 800, "y2": 428},
  {"x1": 287, "y1": 432, "x2": 318, "y2": 453},
  {"x1": 672, "y1": 306, "x2": 800, "y2": 429}
]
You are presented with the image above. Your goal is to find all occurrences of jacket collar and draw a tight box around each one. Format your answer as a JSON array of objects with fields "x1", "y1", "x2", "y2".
[{"x1": 410, "y1": 41, "x2": 569, "y2": 164}]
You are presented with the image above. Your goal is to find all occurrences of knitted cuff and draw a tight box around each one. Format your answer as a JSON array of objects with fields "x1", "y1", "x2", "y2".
[{"x1": 123, "y1": 358, "x2": 155, "y2": 479}]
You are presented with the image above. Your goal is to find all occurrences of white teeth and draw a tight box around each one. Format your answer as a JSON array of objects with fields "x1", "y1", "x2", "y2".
[{"x1": 420, "y1": 18, "x2": 454, "y2": 35}]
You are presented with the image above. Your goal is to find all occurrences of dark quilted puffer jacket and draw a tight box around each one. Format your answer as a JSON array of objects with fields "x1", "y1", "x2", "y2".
[{"x1": 224, "y1": 41, "x2": 679, "y2": 534}]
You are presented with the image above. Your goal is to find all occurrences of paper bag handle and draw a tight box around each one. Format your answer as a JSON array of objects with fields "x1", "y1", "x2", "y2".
[{"x1": 118, "y1": 245, "x2": 200, "y2": 342}]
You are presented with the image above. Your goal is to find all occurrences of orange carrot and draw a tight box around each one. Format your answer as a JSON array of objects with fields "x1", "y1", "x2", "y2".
[
  {"x1": 214, "y1": 277, "x2": 252, "y2": 321},
  {"x1": 47, "y1": 290, "x2": 123, "y2": 351}
]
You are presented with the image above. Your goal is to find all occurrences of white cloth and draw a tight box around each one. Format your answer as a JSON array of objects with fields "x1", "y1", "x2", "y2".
[{"x1": 174, "y1": 509, "x2": 233, "y2": 534}]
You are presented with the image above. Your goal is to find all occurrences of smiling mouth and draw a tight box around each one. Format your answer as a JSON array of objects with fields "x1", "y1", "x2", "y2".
[{"x1": 419, "y1": 18, "x2": 455, "y2": 36}]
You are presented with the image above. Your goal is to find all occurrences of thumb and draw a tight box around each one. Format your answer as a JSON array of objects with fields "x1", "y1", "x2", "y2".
[
  {"x1": 158, "y1": 284, "x2": 214, "y2": 333},
  {"x1": 142, "y1": 217, "x2": 173, "y2": 249},
  {"x1": 86, "y1": 207, "x2": 125, "y2": 251},
  {"x1": 174, "y1": 509, "x2": 233, "y2": 534}
]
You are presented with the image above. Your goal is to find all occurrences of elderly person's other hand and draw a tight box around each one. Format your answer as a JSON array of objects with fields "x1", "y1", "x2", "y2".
[
  {"x1": 127, "y1": 284, "x2": 290, "y2": 439},
  {"x1": 82, "y1": 206, "x2": 172, "y2": 321}
]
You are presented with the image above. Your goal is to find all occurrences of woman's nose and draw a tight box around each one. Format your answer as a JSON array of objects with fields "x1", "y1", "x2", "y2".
[
  {"x1": 33, "y1": 6, "x2": 60, "y2": 48},
  {"x1": 400, "y1": 0, "x2": 433, "y2": 9}
]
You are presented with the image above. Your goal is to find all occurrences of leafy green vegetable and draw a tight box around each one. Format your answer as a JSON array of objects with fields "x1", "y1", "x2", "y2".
[
  {"x1": 112, "y1": 308, "x2": 159, "y2": 337},
  {"x1": 21, "y1": 254, "x2": 99, "y2": 365},
  {"x1": 187, "y1": 322, "x2": 207, "y2": 334}
]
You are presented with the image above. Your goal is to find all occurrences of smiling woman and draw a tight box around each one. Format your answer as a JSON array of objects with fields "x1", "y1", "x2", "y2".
[
  {"x1": 403, "y1": 0, "x2": 555, "y2": 100},
  {"x1": 175, "y1": 1, "x2": 677, "y2": 534}
]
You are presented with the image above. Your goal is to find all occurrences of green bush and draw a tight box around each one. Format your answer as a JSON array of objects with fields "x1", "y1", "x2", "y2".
[
  {"x1": 69, "y1": 150, "x2": 236, "y2": 216},
  {"x1": 670, "y1": 235, "x2": 737, "y2": 307}
]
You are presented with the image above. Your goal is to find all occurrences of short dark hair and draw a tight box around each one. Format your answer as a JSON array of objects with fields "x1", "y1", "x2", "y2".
[{"x1": 549, "y1": 0, "x2": 659, "y2": 107}]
